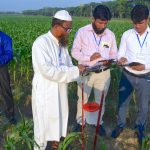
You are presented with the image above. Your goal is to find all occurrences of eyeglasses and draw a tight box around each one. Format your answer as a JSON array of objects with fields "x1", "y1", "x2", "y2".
[{"x1": 61, "y1": 26, "x2": 72, "y2": 33}]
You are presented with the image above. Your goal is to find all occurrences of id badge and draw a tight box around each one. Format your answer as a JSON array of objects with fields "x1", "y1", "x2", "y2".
[{"x1": 136, "y1": 53, "x2": 145, "y2": 60}]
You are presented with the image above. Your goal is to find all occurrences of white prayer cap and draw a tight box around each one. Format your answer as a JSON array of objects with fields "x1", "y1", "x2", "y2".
[{"x1": 53, "y1": 10, "x2": 72, "y2": 21}]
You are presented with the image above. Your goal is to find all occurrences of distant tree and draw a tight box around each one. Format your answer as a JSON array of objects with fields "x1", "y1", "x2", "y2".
[{"x1": 20, "y1": 1, "x2": 149, "y2": 18}]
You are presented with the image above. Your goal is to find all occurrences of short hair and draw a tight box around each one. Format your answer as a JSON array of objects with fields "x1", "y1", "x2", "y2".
[
  {"x1": 93, "y1": 5, "x2": 111, "y2": 21},
  {"x1": 52, "y1": 18, "x2": 65, "y2": 27},
  {"x1": 131, "y1": 4, "x2": 149, "y2": 23}
]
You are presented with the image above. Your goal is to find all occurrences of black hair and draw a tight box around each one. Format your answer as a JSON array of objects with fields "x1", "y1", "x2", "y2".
[
  {"x1": 52, "y1": 18, "x2": 66, "y2": 27},
  {"x1": 93, "y1": 5, "x2": 111, "y2": 21},
  {"x1": 131, "y1": 4, "x2": 149, "y2": 23}
]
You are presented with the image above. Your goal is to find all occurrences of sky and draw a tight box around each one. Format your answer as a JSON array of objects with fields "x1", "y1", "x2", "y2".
[{"x1": 0, "y1": 0, "x2": 112, "y2": 12}]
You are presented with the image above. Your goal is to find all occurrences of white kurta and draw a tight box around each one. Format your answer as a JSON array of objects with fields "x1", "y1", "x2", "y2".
[{"x1": 32, "y1": 31, "x2": 79, "y2": 149}]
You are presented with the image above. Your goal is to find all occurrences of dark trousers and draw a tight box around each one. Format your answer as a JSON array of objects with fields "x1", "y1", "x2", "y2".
[
  {"x1": 0, "y1": 65, "x2": 14, "y2": 120},
  {"x1": 117, "y1": 69, "x2": 150, "y2": 129}
]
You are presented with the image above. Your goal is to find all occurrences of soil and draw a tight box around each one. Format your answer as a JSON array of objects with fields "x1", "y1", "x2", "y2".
[{"x1": 0, "y1": 86, "x2": 150, "y2": 150}]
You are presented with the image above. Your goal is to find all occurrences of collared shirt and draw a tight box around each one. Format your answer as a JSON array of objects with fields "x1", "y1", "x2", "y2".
[
  {"x1": 0, "y1": 31, "x2": 13, "y2": 65},
  {"x1": 118, "y1": 27, "x2": 150, "y2": 74},
  {"x1": 71, "y1": 24, "x2": 117, "y2": 67},
  {"x1": 32, "y1": 31, "x2": 79, "y2": 79}
]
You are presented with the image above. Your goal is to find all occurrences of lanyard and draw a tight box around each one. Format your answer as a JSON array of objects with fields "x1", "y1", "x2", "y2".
[
  {"x1": 136, "y1": 31, "x2": 149, "y2": 49},
  {"x1": 93, "y1": 32, "x2": 102, "y2": 48},
  {"x1": 59, "y1": 47, "x2": 62, "y2": 65},
  {"x1": 59, "y1": 47, "x2": 65, "y2": 66},
  {"x1": 59, "y1": 47, "x2": 61, "y2": 58}
]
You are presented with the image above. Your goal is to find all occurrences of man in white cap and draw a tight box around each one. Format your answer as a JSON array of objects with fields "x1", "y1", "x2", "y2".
[{"x1": 32, "y1": 10, "x2": 85, "y2": 150}]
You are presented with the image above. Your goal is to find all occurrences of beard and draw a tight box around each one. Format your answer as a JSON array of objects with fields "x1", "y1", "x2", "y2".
[
  {"x1": 58, "y1": 35, "x2": 68, "y2": 47},
  {"x1": 92, "y1": 23, "x2": 106, "y2": 35}
]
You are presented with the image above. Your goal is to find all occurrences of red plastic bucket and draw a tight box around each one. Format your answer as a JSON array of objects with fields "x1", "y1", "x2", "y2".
[{"x1": 83, "y1": 102, "x2": 100, "y2": 112}]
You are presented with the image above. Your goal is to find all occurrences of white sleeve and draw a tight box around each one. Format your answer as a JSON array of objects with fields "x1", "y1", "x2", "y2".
[
  {"x1": 109, "y1": 32, "x2": 118, "y2": 59},
  {"x1": 117, "y1": 32, "x2": 128, "y2": 60},
  {"x1": 66, "y1": 48, "x2": 74, "y2": 67},
  {"x1": 32, "y1": 39, "x2": 79, "y2": 83},
  {"x1": 145, "y1": 63, "x2": 150, "y2": 70}
]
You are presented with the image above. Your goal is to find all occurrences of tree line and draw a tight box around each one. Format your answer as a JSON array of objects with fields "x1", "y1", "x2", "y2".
[{"x1": 1, "y1": 0, "x2": 150, "y2": 18}]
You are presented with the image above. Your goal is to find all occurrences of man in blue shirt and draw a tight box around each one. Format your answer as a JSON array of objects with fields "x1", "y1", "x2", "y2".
[{"x1": 0, "y1": 31, "x2": 16, "y2": 124}]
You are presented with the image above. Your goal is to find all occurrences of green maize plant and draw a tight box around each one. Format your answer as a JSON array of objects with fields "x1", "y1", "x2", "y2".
[
  {"x1": 58, "y1": 132, "x2": 82, "y2": 150},
  {"x1": 4, "y1": 107, "x2": 39, "y2": 150},
  {"x1": 142, "y1": 136, "x2": 150, "y2": 150},
  {"x1": 1, "y1": 15, "x2": 145, "y2": 149},
  {"x1": 4, "y1": 119, "x2": 36, "y2": 150},
  {"x1": 58, "y1": 131, "x2": 107, "y2": 150}
]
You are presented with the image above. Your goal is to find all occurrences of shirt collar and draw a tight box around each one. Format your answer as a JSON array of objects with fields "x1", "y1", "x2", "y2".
[
  {"x1": 88, "y1": 24, "x2": 107, "y2": 36},
  {"x1": 48, "y1": 31, "x2": 59, "y2": 45},
  {"x1": 133, "y1": 26, "x2": 150, "y2": 35}
]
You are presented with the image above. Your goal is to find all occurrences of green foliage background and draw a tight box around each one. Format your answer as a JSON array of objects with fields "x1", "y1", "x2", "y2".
[
  {"x1": 15, "y1": 0, "x2": 150, "y2": 18},
  {"x1": 0, "y1": 15, "x2": 150, "y2": 149}
]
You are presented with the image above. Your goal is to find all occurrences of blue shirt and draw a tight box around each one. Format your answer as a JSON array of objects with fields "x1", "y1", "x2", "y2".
[{"x1": 0, "y1": 31, "x2": 13, "y2": 65}]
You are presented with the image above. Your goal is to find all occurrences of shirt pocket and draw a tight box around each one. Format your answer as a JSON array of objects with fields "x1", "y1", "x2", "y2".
[{"x1": 101, "y1": 42, "x2": 110, "y2": 59}]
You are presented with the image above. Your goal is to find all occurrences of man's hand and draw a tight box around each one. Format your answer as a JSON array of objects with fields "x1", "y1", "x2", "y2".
[
  {"x1": 130, "y1": 64, "x2": 145, "y2": 71},
  {"x1": 117, "y1": 57, "x2": 127, "y2": 65},
  {"x1": 78, "y1": 64, "x2": 86, "y2": 74},
  {"x1": 103, "y1": 60, "x2": 109, "y2": 66},
  {"x1": 90, "y1": 53, "x2": 101, "y2": 61}
]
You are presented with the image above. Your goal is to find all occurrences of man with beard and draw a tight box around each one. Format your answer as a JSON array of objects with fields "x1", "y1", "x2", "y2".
[
  {"x1": 32, "y1": 10, "x2": 85, "y2": 150},
  {"x1": 71, "y1": 5, "x2": 117, "y2": 136}
]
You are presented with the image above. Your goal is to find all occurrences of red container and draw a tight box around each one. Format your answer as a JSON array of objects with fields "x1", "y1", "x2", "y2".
[{"x1": 83, "y1": 102, "x2": 100, "y2": 112}]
